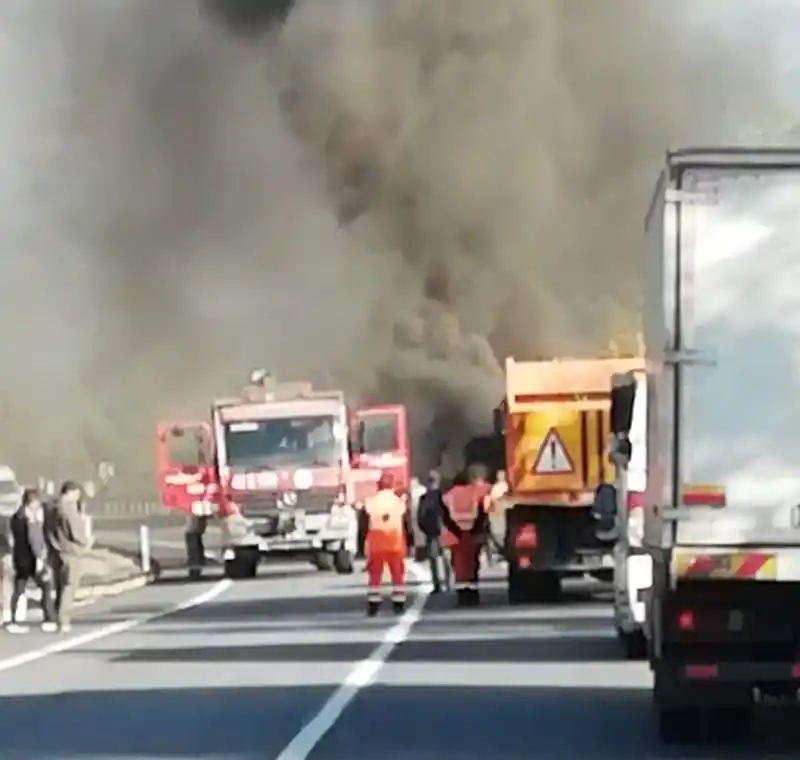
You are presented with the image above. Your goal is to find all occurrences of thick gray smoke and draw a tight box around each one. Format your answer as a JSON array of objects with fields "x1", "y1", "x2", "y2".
[{"x1": 0, "y1": 0, "x2": 794, "y2": 486}]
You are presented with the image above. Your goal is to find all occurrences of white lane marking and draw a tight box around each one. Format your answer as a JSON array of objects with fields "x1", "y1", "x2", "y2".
[
  {"x1": 274, "y1": 562, "x2": 431, "y2": 760},
  {"x1": 0, "y1": 579, "x2": 233, "y2": 674}
]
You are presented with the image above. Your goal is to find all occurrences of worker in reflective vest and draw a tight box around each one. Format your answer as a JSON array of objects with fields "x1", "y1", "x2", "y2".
[
  {"x1": 362, "y1": 471, "x2": 408, "y2": 616},
  {"x1": 442, "y1": 463, "x2": 492, "y2": 607}
]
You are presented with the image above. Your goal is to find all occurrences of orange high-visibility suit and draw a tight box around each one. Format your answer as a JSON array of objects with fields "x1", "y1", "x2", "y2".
[
  {"x1": 362, "y1": 472, "x2": 407, "y2": 614},
  {"x1": 442, "y1": 477, "x2": 491, "y2": 605}
]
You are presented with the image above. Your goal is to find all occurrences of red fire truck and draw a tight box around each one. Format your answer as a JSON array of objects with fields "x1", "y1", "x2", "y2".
[{"x1": 155, "y1": 371, "x2": 411, "y2": 579}]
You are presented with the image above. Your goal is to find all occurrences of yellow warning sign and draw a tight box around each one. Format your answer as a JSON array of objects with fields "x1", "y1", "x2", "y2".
[{"x1": 532, "y1": 428, "x2": 574, "y2": 475}]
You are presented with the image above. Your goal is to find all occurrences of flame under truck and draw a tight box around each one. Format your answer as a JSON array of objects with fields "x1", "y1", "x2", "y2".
[
  {"x1": 607, "y1": 148, "x2": 800, "y2": 744},
  {"x1": 156, "y1": 372, "x2": 410, "y2": 579}
]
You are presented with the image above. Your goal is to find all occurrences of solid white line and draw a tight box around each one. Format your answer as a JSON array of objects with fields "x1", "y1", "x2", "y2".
[
  {"x1": 274, "y1": 562, "x2": 432, "y2": 760},
  {"x1": 0, "y1": 578, "x2": 233, "y2": 674}
]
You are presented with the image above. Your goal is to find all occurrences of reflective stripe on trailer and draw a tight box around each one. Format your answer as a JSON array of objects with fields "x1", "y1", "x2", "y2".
[
  {"x1": 674, "y1": 551, "x2": 776, "y2": 580},
  {"x1": 668, "y1": 548, "x2": 800, "y2": 581}
]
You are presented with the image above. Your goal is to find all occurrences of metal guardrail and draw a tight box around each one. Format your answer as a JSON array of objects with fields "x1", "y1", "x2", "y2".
[{"x1": 88, "y1": 500, "x2": 172, "y2": 519}]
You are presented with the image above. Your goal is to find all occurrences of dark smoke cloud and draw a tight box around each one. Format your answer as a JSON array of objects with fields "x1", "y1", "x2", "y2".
[{"x1": 0, "y1": 0, "x2": 793, "y2": 486}]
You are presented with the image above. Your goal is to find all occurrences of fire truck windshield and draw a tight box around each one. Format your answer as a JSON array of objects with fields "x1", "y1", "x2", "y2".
[{"x1": 223, "y1": 415, "x2": 342, "y2": 469}]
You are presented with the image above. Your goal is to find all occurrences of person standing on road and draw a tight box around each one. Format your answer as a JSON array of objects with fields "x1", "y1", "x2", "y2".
[
  {"x1": 361, "y1": 472, "x2": 408, "y2": 617},
  {"x1": 483, "y1": 470, "x2": 508, "y2": 567},
  {"x1": 44, "y1": 481, "x2": 91, "y2": 632},
  {"x1": 7, "y1": 488, "x2": 57, "y2": 633},
  {"x1": 417, "y1": 470, "x2": 452, "y2": 594},
  {"x1": 442, "y1": 463, "x2": 492, "y2": 607}
]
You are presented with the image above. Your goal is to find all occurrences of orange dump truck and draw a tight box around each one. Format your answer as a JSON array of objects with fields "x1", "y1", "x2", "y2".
[{"x1": 489, "y1": 355, "x2": 645, "y2": 603}]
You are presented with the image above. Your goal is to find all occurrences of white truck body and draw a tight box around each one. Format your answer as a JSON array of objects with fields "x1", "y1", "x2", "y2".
[
  {"x1": 644, "y1": 150, "x2": 800, "y2": 571},
  {"x1": 632, "y1": 148, "x2": 800, "y2": 743}
]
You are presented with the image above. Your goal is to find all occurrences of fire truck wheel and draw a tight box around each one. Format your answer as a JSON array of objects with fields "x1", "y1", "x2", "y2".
[
  {"x1": 313, "y1": 551, "x2": 335, "y2": 571},
  {"x1": 333, "y1": 549, "x2": 354, "y2": 575},
  {"x1": 224, "y1": 550, "x2": 259, "y2": 580}
]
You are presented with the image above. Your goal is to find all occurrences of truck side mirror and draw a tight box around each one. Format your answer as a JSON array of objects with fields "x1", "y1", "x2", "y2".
[{"x1": 610, "y1": 372, "x2": 636, "y2": 436}]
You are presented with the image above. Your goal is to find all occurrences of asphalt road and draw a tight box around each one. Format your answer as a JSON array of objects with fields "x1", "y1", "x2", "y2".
[{"x1": 0, "y1": 565, "x2": 798, "y2": 758}]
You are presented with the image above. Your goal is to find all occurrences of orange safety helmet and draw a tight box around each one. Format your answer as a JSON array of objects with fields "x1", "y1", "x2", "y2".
[{"x1": 377, "y1": 471, "x2": 396, "y2": 491}]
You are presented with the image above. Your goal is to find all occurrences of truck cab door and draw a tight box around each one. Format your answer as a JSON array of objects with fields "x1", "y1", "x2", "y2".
[
  {"x1": 349, "y1": 404, "x2": 410, "y2": 499},
  {"x1": 155, "y1": 420, "x2": 215, "y2": 513}
]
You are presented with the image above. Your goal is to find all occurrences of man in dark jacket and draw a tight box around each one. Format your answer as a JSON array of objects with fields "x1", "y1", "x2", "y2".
[
  {"x1": 7, "y1": 488, "x2": 56, "y2": 633},
  {"x1": 417, "y1": 471, "x2": 451, "y2": 593},
  {"x1": 44, "y1": 481, "x2": 90, "y2": 632}
]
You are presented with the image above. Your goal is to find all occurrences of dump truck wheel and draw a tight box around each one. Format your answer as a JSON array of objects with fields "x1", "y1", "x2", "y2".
[{"x1": 508, "y1": 568, "x2": 561, "y2": 604}]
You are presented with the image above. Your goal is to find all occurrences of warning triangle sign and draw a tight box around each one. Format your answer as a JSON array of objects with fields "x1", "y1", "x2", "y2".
[{"x1": 532, "y1": 428, "x2": 574, "y2": 475}]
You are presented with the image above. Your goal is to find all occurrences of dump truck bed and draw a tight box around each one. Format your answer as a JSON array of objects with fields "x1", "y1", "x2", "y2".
[{"x1": 504, "y1": 356, "x2": 643, "y2": 501}]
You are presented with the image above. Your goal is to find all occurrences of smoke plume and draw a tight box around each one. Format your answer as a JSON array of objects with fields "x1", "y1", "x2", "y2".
[{"x1": 0, "y1": 0, "x2": 793, "y2": 486}]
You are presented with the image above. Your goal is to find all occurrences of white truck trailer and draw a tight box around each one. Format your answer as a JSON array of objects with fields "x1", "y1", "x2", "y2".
[{"x1": 611, "y1": 147, "x2": 800, "y2": 744}]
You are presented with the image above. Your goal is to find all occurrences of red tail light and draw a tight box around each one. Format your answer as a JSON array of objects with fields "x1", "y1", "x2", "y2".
[
  {"x1": 627, "y1": 491, "x2": 644, "y2": 509},
  {"x1": 515, "y1": 524, "x2": 538, "y2": 549},
  {"x1": 677, "y1": 609, "x2": 695, "y2": 631},
  {"x1": 685, "y1": 664, "x2": 718, "y2": 679}
]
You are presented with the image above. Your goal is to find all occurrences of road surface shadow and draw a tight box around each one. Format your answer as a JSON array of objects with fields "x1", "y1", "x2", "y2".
[
  {"x1": 0, "y1": 682, "x2": 796, "y2": 758},
  {"x1": 99, "y1": 629, "x2": 620, "y2": 664},
  {"x1": 304, "y1": 684, "x2": 800, "y2": 759},
  {"x1": 0, "y1": 685, "x2": 331, "y2": 758}
]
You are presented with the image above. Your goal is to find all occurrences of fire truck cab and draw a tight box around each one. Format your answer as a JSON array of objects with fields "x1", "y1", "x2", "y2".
[{"x1": 156, "y1": 371, "x2": 411, "y2": 579}]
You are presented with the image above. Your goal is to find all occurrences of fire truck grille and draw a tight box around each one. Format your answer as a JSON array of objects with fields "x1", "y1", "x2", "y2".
[{"x1": 237, "y1": 488, "x2": 338, "y2": 518}]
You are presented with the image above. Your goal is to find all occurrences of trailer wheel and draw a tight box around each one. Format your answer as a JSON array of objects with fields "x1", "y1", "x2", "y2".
[
  {"x1": 508, "y1": 568, "x2": 561, "y2": 604},
  {"x1": 657, "y1": 707, "x2": 700, "y2": 745},
  {"x1": 705, "y1": 706, "x2": 751, "y2": 743}
]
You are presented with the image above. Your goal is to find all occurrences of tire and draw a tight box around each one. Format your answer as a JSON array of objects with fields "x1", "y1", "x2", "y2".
[
  {"x1": 224, "y1": 550, "x2": 258, "y2": 580},
  {"x1": 333, "y1": 549, "x2": 354, "y2": 575},
  {"x1": 508, "y1": 568, "x2": 561, "y2": 604},
  {"x1": 619, "y1": 629, "x2": 648, "y2": 660},
  {"x1": 657, "y1": 707, "x2": 700, "y2": 745},
  {"x1": 314, "y1": 552, "x2": 335, "y2": 572}
]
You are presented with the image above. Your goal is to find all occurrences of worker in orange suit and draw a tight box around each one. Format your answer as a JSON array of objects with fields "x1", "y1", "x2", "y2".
[
  {"x1": 441, "y1": 463, "x2": 492, "y2": 607},
  {"x1": 362, "y1": 471, "x2": 408, "y2": 617}
]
